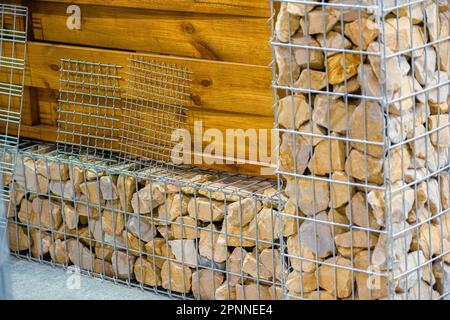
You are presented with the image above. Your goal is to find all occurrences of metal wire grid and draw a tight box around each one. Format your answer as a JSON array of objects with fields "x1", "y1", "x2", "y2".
[
  {"x1": 6, "y1": 140, "x2": 283, "y2": 300},
  {"x1": 118, "y1": 55, "x2": 191, "y2": 168},
  {"x1": 270, "y1": 0, "x2": 449, "y2": 300},
  {"x1": 56, "y1": 59, "x2": 122, "y2": 162}
]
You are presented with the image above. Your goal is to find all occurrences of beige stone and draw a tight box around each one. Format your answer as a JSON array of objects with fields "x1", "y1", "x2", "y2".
[
  {"x1": 286, "y1": 270, "x2": 318, "y2": 294},
  {"x1": 170, "y1": 216, "x2": 198, "y2": 240},
  {"x1": 228, "y1": 198, "x2": 262, "y2": 227},
  {"x1": 215, "y1": 283, "x2": 236, "y2": 300},
  {"x1": 298, "y1": 121, "x2": 326, "y2": 146},
  {"x1": 330, "y1": 171, "x2": 355, "y2": 209},
  {"x1": 305, "y1": 290, "x2": 335, "y2": 300},
  {"x1": 316, "y1": 31, "x2": 352, "y2": 56},
  {"x1": 93, "y1": 259, "x2": 114, "y2": 277},
  {"x1": 235, "y1": 283, "x2": 272, "y2": 300},
  {"x1": 117, "y1": 174, "x2": 135, "y2": 213},
  {"x1": 428, "y1": 72, "x2": 449, "y2": 105},
  {"x1": 358, "y1": 64, "x2": 382, "y2": 100},
  {"x1": 127, "y1": 215, "x2": 157, "y2": 242},
  {"x1": 327, "y1": 53, "x2": 361, "y2": 85},
  {"x1": 346, "y1": 192, "x2": 379, "y2": 230},
  {"x1": 169, "y1": 239, "x2": 197, "y2": 266},
  {"x1": 80, "y1": 181, "x2": 103, "y2": 206},
  {"x1": 433, "y1": 261, "x2": 450, "y2": 297},
  {"x1": 387, "y1": 146, "x2": 411, "y2": 183},
  {"x1": 384, "y1": 17, "x2": 415, "y2": 52},
  {"x1": 308, "y1": 138, "x2": 346, "y2": 175},
  {"x1": 36, "y1": 159, "x2": 69, "y2": 181},
  {"x1": 313, "y1": 94, "x2": 356, "y2": 133},
  {"x1": 18, "y1": 199, "x2": 39, "y2": 226},
  {"x1": 32, "y1": 197, "x2": 62, "y2": 229},
  {"x1": 287, "y1": 234, "x2": 318, "y2": 273},
  {"x1": 287, "y1": 1, "x2": 318, "y2": 16},
  {"x1": 300, "y1": 9, "x2": 338, "y2": 35},
  {"x1": 242, "y1": 252, "x2": 273, "y2": 280},
  {"x1": 349, "y1": 101, "x2": 385, "y2": 158},
  {"x1": 367, "y1": 42, "x2": 403, "y2": 92},
  {"x1": 295, "y1": 69, "x2": 328, "y2": 91},
  {"x1": 187, "y1": 197, "x2": 224, "y2": 222},
  {"x1": 346, "y1": 149, "x2": 383, "y2": 185},
  {"x1": 344, "y1": 18, "x2": 378, "y2": 50},
  {"x1": 49, "y1": 239, "x2": 69, "y2": 264},
  {"x1": 279, "y1": 132, "x2": 311, "y2": 176},
  {"x1": 274, "y1": 45, "x2": 300, "y2": 86},
  {"x1": 8, "y1": 224, "x2": 30, "y2": 251},
  {"x1": 30, "y1": 229, "x2": 52, "y2": 258},
  {"x1": 408, "y1": 125, "x2": 435, "y2": 160},
  {"x1": 157, "y1": 193, "x2": 189, "y2": 223},
  {"x1": 440, "y1": 173, "x2": 449, "y2": 210},
  {"x1": 335, "y1": 229, "x2": 378, "y2": 249},
  {"x1": 63, "y1": 203, "x2": 79, "y2": 230},
  {"x1": 131, "y1": 183, "x2": 165, "y2": 214},
  {"x1": 49, "y1": 180, "x2": 76, "y2": 200},
  {"x1": 429, "y1": 115, "x2": 450, "y2": 148},
  {"x1": 333, "y1": 77, "x2": 360, "y2": 95},
  {"x1": 275, "y1": 3, "x2": 300, "y2": 43},
  {"x1": 277, "y1": 95, "x2": 311, "y2": 130},
  {"x1": 161, "y1": 260, "x2": 192, "y2": 294},
  {"x1": 389, "y1": 76, "x2": 414, "y2": 115},
  {"x1": 227, "y1": 247, "x2": 247, "y2": 285},
  {"x1": 67, "y1": 239, "x2": 95, "y2": 271},
  {"x1": 419, "y1": 223, "x2": 444, "y2": 259},
  {"x1": 145, "y1": 237, "x2": 174, "y2": 269},
  {"x1": 328, "y1": 208, "x2": 350, "y2": 236},
  {"x1": 100, "y1": 209, "x2": 124, "y2": 236},
  {"x1": 134, "y1": 258, "x2": 161, "y2": 287},
  {"x1": 75, "y1": 197, "x2": 99, "y2": 219},
  {"x1": 414, "y1": 47, "x2": 437, "y2": 86},
  {"x1": 94, "y1": 243, "x2": 114, "y2": 262},
  {"x1": 318, "y1": 256, "x2": 353, "y2": 298},
  {"x1": 354, "y1": 250, "x2": 388, "y2": 300},
  {"x1": 298, "y1": 211, "x2": 334, "y2": 258},
  {"x1": 111, "y1": 251, "x2": 135, "y2": 280},
  {"x1": 192, "y1": 269, "x2": 224, "y2": 300},
  {"x1": 291, "y1": 35, "x2": 324, "y2": 69},
  {"x1": 99, "y1": 175, "x2": 118, "y2": 201},
  {"x1": 286, "y1": 177, "x2": 329, "y2": 216}
]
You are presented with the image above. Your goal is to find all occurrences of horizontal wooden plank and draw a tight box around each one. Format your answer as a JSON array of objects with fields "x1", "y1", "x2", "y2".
[
  {"x1": 31, "y1": 0, "x2": 270, "y2": 18},
  {"x1": 29, "y1": 2, "x2": 271, "y2": 65},
  {"x1": 21, "y1": 41, "x2": 273, "y2": 116}
]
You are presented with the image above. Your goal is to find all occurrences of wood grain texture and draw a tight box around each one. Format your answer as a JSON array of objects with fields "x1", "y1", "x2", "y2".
[
  {"x1": 31, "y1": 0, "x2": 270, "y2": 18},
  {"x1": 21, "y1": 41, "x2": 273, "y2": 116},
  {"x1": 29, "y1": 1, "x2": 271, "y2": 65}
]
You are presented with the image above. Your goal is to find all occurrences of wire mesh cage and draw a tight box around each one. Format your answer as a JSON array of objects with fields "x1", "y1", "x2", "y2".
[
  {"x1": 271, "y1": 0, "x2": 449, "y2": 300},
  {"x1": 5, "y1": 140, "x2": 283, "y2": 300}
]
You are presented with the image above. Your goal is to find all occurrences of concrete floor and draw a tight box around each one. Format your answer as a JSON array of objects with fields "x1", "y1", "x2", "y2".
[{"x1": 7, "y1": 256, "x2": 170, "y2": 300}]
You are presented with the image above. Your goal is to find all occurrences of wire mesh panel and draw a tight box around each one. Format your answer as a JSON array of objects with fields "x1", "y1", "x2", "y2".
[
  {"x1": 271, "y1": 0, "x2": 449, "y2": 300},
  {"x1": 119, "y1": 56, "x2": 191, "y2": 168},
  {"x1": 6, "y1": 140, "x2": 283, "y2": 300},
  {"x1": 56, "y1": 59, "x2": 122, "y2": 161}
]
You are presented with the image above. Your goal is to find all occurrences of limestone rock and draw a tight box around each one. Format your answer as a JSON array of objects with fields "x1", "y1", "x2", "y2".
[
  {"x1": 134, "y1": 258, "x2": 162, "y2": 287},
  {"x1": 439, "y1": 173, "x2": 449, "y2": 210},
  {"x1": 292, "y1": 35, "x2": 324, "y2": 69},
  {"x1": 75, "y1": 196, "x2": 99, "y2": 219},
  {"x1": 367, "y1": 42, "x2": 403, "y2": 92},
  {"x1": 287, "y1": 234, "x2": 319, "y2": 272},
  {"x1": 170, "y1": 216, "x2": 198, "y2": 240},
  {"x1": 49, "y1": 180, "x2": 76, "y2": 200},
  {"x1": 305, "y1": 290, "x2": 335, "y2": 300},
  {"x1": 279, "y1": 132, "x2": 311, "y2": 176},
  {"x1": 187, "y1": 197, "x2": 224, "y2": 222},
  {"x1": 192, "y1": 269, "x2": 224, "y2": 300},
  {"x1": 349, "y1": 101, "x2": 385, "y2": 158},
  {"x1": 387, "y1": 146, "x2": 411, "y2": 183},
  {"x1": 429, "y1": 115, "x2": 450, "y2": 148},
  {"x1": 36, "y1": 159, "x2": 69, "y2": 181},
  {"x1": 102, "y1": 209, "x2": 125, "y2": 236},
  {"x1": 286, "y1": 270, "x2": 318, "y2": 294},
  {"x1": 287, "y1": 1, "x2": 317, "y2": 16},
  {"x1": 63, "y1": 203, "x2": 79, "y2": 230},
  {"x1": 313, "y1": 94, "x2": 356, "y2": 133},
  {"x1": 277, "y1": 95, "x2": 311, "y2": 130},
  {"x1": 335, "y1": 229, "x2": 378, "y2": 249},
  {"x1": 300, "y1": 9, "x2": 338, "y2": 35},
  {"x1": 298, "y1": 121, "x2": 326, "y2": 146},
  {"x1": 67, "y1": 240, "x2": 95, "y2": 271},
  {"x1": 316, "y1": 31, "x2": 352, "y2": 56},
  {"x1": 80, "y1": 181, "x2": 103, "y2": 206},
  {"x1": 30, "y1": 229, "x2": 51, "y2": 258},
  {"x1": 419, "y1": 223, "x2": 444, "y2": 259},
  {"x1": 327, "y1": 53, "x2": 361, "y2": 85},
  {"x1": 299, "y1": 211, "x2": 334, "y2": 258},
  {"x1": 131, "y1": 183, "x2": 165, "y2": 214},
  {"x1": 286, "y1": 178, "x2": 329, "y2": 216},
  {"x1": 32, "y1": 197, "x2": 62, "y2": 229},
  {"x1": 330, "y1": 171, "x2": 355, "y2": 209},
  {"x1": 328, "y1": 208, "x2": 350, "y2": 236},
  {"x1": 295, "y1": 70, "x2": 328, "y2": 91},
  {"x1": 111, "y1": 251, "x2": 135, "y2": 280},
  {"x1": 396, "y1": 251, "x2": 430, "y2": 292},
  {"x1": 354, "y1": 250, "x2": 388, "y2": 300},
  {"x1": 318, "y1": 256, "x2": 353, "y2": 298},
  {"x1": 127, "y1": 216, "x2": 157, "y2": 242},
  {"x1": 333, "y1": 77, "x2": 360, "y2": 95},
  {"x1": 344, "y1": 18, "x2": 378, "y2": 50},
  {"x1": 8, "y1": 224, "x2": 30, "y2": 251},
  {"x1": 346, "y1": 192, "x2": 379, "y2": 229},
  {"x1": 414, "y1": 47, "x2": 437, "y2": 85},
  {"x1": 408, "y1": 280, "x2": 440, "y2": 300},
  {"x1": 99, "y1": 175, "x2": 118, "y2": 201},
  {"x1": 215, "y1": 283, "x2": 236, "y2": 300},
  {"x1": 235, "y1": 283, "x2": 272, "y2": 300},
  {"x1": 346, "y1": 149, "x2": 383, "y2": 185},
  {"x1": 275, "y1": 45, "x2": 300, "y2": 86},
  {"x1": 117, "y1": 174, "x2": 135, "y2": 213},
  {"x1": 433, "y1": 261, "x2": 450, "y2": 298},
  {"x1": 308, "y1": 138, "x2": 346, "y2": 175},
  {"x1": 49, "y1": 239, "x2": 69, "y2": 264},
  {"x1": 242, "y1": 252, "x2": 273, "y2": 280},
  {"x1": 408, "y1": 125, "x2": 435, "y2": 160},
  {"x1": 275, "y1": 3, "x2": 300, "y2": 42},
  {"x1": 161, "y1": 260, "x2": 192, "y2": 294},
  {"x1": 170, "y1": 239, "x2": 197, "y2": 266}
]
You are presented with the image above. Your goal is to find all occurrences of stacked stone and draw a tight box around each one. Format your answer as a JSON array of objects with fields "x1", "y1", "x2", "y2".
[
  {"x1": 5, "y1": 145, "x2": 282, "y2": 300},
  {"x1": 274, "y1": 1, "x2": 449, "y2": 299}
]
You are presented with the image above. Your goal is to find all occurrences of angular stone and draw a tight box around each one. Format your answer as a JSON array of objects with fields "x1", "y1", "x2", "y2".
[
  {"x1": 433, "y1": 261, "x2": 450, "y2": 298},
  {"x1": 318, "y1": 256, "x2": 353, "y2": 298},
  {"x1": 295, "y1": 70, "x2": 328, "y2": 91},
  {"x1": 389, "y1": 76, "x2": 414, "y2": 115},
  {"x1": 102, "y1": 209, "x2": 125, "y2": 236},
  {"x1": 32, "y1": 197, "x2": 62, "y2": 230},
  {"x1": 111, "y1": 251, "x2": 135, "y2": 280},
  {"x1": 367, "y1": 42, "x2": 403, "y2": 92},
  {"x1": 49, "y1": 180, "x2": 76, "y2": 200},
  {"x1": 279, "y1": 132, "x2": 311, "y2": 176},
  {"x1": 333, "y1": 77, "x2": 360, "y2": 95},
  {"x1": 161, "y1": 260, "x2": 192, "y2": 294},
  {"x1": 419, "y1": 223, "x2": 444, "y2": 260},
  {"x1": 346, "y1": 192, "x2": 379, "y2": 229},
  {"x1": 274, "y1": 45, "x2": 300, "y2": 86},
  {"x1": 62, "y1": 203, "x2": 78, "y2": 230},
  {"x1": 99, "y1": 175, "x2": 118, "y2": 201},
  {"x1": 169, "y1": 239, "x2": 197, "y2": 266},
  {"x1": 414, "y1": 47, "x2": 437, "y2": 86},
  {"x1": 254, "y1": 207, "x2": 280, "y2": 242},
  {"x1": 36, "y1": 159, "x2": 69, "y2": 181},
  {"x1": 440, "y1": 173, "x2": 450, "y2": 210},
  {"x1": 199, "y1": 224, "x2": 227, "y2": 263},
  {"x1": 260, "y1": 248, "x2": 283, "y2": 281},
  {"x1": 387, "y1": 146, "x2": 411, "y2": 183},
  {"x1": 275, "y1": 3, "x2": 300, "y2": 42},
  {"x1": 327, "y1": 53, "x2": 361, "y2": 85},
  {"x1": 94, "y1": 243, "x2": 114, "y2": 262},
  {"x1": 127, "y1": 216, "x2": 157, "y2": 242},
  {"x1": 408, "y1": 125, "x2": 435, "y2": 160},
  {"x1": 349, "y1": 101, "x2": 385, "y2": 158},
  {"x1": 134, "y1": 258, "x2": 162, "y2": 287},
  {"x1": 287, "y1": 234, "x2": 318, "y2": 273},
  {"x1": 309, "y1": 138, "x2": 346, "y2": 175},
  {"x1": 286, "y1": 270, "x2": 318, "y2": 294},
  {"x1": 300, "y1": 9, "x2": 338, "y2": 35},
  {"x1": 384, "y1": 17, "x2": 415, "y2": 52},
  {"x1": 170, "y1": 216, "x2": 198, "y2": 240},
  {"x1": 316, "y1": 31, "x2": 352, "y2": 56},
  {"x1": 187, "y1": 197, "x2": 224, "y2": 222},
  {"x1": 286, "y1": 177, "x2": 330, "y2": 216},
  {"x1": 298, "y1": 121, "x2": 326, "y2": 146},
  {"x1": 8, "y1": 224, "x2": 30, "y2": 251},
  {"x1": 305, "y1": 290, "x2": 335, "y2": 300},
  {"x1": 215, "y1": 283, "x2": 236, "y2": 300},
  {"x1": 235, "y1": 283, "x2": 272, "y2": 300},
  {"x1": 358, "y1": 64, "x2": 382, "y2": 99},
  {"x1": 75, "y1": 196, "x2": 99, "y2": 219},
  {"x1": 157, "y1": 193, "x2": 190, "y2": 224},
  {"x1": 192, "y1": 269, "x2": 224, "y2": 300},
  {"x1": 277, "y1": 95, "x2": 311, "y2": 130},
  {"x1": 131, "y1": 183, "x2": 165, "y2": 214},
  {"x1": 330, "y1": 172, "x2": 354, "y2": 209},
  {"x1": 346, "y1": 149, "x2": 384, "y2": 185},
  {"x1": 117, "y1": 174, "x2": 136, "y2": 213},
  {"x1": 313, "y1": 94, "x2": 356, "y2": 133},
  {"x1": 227, "y1": 198, "x2": 262, "y2": 228},
  {"x1": 67, "y1": 239, "x2": 95, "y2": 271},
  {"x1": 18, "y1": 199, "x2": 39, "y2": 226},
  {"x1": 408, "y1": 280, "x2": 440, "y2": 300},
  {"x1": 93, "y1": 259, "x2": 114, "y2": 277},
  {"x1": 287, "y1": 1, "x2": 318, "y2": 16},
  {"x1": 30, "y1": 229, "x2": 51, "y2": 258},
  {"x1": 292, "y1": 35, "x2": 324, "y2": 69},
  {"x1": 335, "y1": 229, "x2": 378, "y2": 249},
  {"x1": 145, "y1": 237, "x2": 174, "y2": 269},
  {"x1": 80, "y1": 181, "x2": 103, "y2": 206},
  {"x1": 344, "y1": 18, "x2": 378, "y2": 50},
  {"x1": 396, "y1": 251, "x2": 429, "y2": 292},
  {"x1": 298, "y1": 211, "x2": 335, "y2": 258},
  {"x1": 49, "y1": 239, "x2": 69, "y2": 264},
  {"x1": 242, "y1": 252, "x2": 273, "y2": 280},
  {"x1": 429, "y1": 115, "x2": 450, "y2": 148}
]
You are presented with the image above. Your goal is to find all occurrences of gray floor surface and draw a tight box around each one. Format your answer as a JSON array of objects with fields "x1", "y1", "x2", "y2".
[{"x1": 7, "y1": 256, "x2": 171, "y2": 300}]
